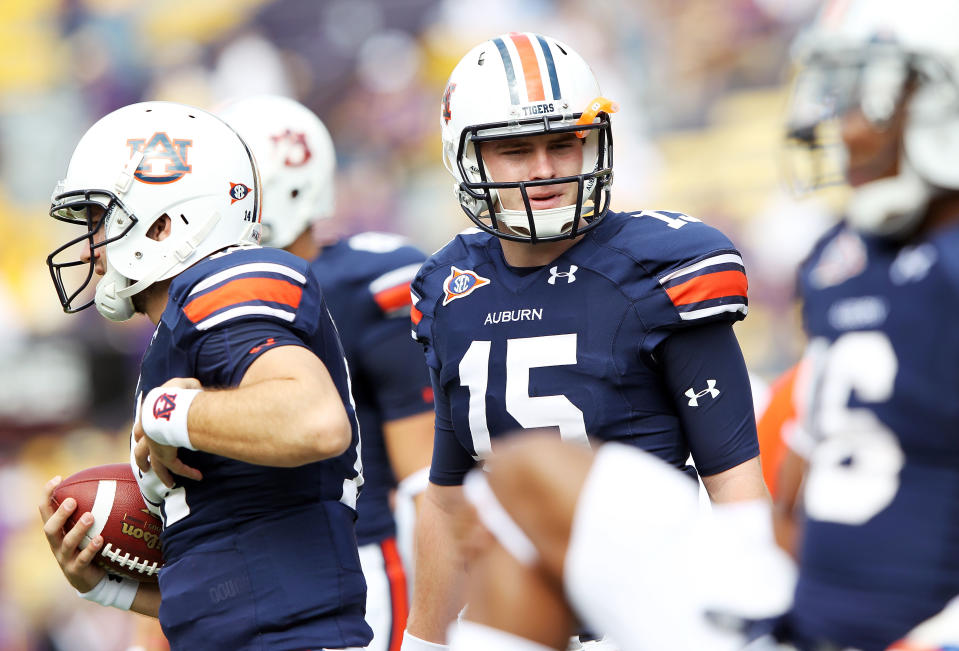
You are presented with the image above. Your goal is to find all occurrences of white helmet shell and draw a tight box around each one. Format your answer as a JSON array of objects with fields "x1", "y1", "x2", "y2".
[
  {"x1": 441, "y1": 32, "x2": 615, "y2": 242},
  {"x1": 48, "y1": 101, "x2": 261, "y2": 319},
  {"x1": 788, "y1": 0, "x2": 959, "y2": 237},
  {"x1": 217, "y1": 95, "x2": 336, "y2": 249}
]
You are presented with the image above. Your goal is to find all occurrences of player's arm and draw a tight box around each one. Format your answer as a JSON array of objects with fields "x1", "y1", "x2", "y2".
[
  {"x1": 658, "y1": 322, "x2": 770, "y2": 503},
  {"x1": 404, "y1": 368, "x2": 475, "y2": 647},
  {"x1": 772, "y1": 446, "x2": 806, "y2": 557},
  {"x1": 359, "y1": 316, "x2": 435, "y2": 489},
  {"x1": 39, "y1": 476, "x2": 162, "y2": 617},
  {"x1": 405, "y1": 482, "x2": 471, "y2": 645},
  {"x1": 135, "y1": 343, "x2": 351, "y2": 484}
]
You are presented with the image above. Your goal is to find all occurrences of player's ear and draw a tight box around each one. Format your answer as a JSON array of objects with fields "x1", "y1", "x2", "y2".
[{"x1": 147, "y1": 214, "x2": 173, "y2": 242}]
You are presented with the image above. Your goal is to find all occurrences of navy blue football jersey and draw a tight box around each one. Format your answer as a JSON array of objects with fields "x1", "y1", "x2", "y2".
[
  {"x1": 132, "y1": 245, "x2": 371, "y2": 649},
  {"x1": 787, "y1": 222, "x2": 959, "y2": 650},
  {"x1": 411, "y1": 210, "x2": 758, "y2": 486},
  {"x1": 311, "y1": 232, "x2": 433, "y2": 546}
]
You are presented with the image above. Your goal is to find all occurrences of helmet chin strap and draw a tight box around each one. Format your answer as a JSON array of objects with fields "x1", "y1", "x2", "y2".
[
  {"x1": 95, "y1": 266, "x2": 136, "y2": 322},
  {"x1": 496, "y1": 204, "x2": 578, "y2": 238},
  {"x1": 846, "y1": 159, "x2": 933, "y2": 238},
  {"x1": 94, "y1": 211, "x2": 224, "y2": 321}
]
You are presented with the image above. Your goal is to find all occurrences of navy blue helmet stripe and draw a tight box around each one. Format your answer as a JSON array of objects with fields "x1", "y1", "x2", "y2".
[
  {"x1": 536, "y1": 35, "x2": 562, "y2": 100},
  {"x1": 493, "y1": 37, "x2": 520, "y2": 105}
]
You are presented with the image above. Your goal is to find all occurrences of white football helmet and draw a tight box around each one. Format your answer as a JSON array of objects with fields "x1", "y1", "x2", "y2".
[
  {"x1": 217, "y1": 95, "x2": 336, "y2": 249},
  {"x1": 785, "y1": 0, "x2": 959, "y2": 238},
  {"x1": 47, "y1": 101, "x2": 261, "y2": 321},
  {"x1": 441, "y1": 32, "x2": 616, "y2": 243}
]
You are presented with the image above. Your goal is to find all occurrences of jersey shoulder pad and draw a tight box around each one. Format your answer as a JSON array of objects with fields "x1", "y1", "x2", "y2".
[
  {"x1": 165, "y1": 246, "x2": 317, "y2": 340},
  {"x1": 593, "y1": 210, "x2": 749, "y2": 329},
  {"x1": 796, "y1": 221, "x2": 860, "y2": 299},
  {"x1": 410, "y1": 229, "x2": 491, "y2": 365},
  {"x1": 347, "y1": 233, "x2": 428, "y2": 316}
]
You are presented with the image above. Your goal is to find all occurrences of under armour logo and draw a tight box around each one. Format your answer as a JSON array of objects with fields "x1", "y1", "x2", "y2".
[
  {"x1": 548, "y1": 265, "x2": 578, "y2": 285},
  {"x1": 685, "y1": 380, "x2": 719, "y2": 407}
]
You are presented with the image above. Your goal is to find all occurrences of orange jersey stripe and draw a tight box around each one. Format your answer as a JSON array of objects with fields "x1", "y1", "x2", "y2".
[
  {"x1": 410, "y1": 305, "x2": 423, "y2": 326},
  {"x1": 665, "y1": 270, "x2": 747, "y2": 307},
  {"x1": 509, "y1": 33, "x2": 545, "y2": 102},
  {"x1": 184, "y1": 277, "x2": 302, "y2": 323},
  {"x1": 381, "y1": 537, "x2": 409, "y2": 651},
  {"x1": 374, "y1": 282, "x2": 413, "y2": 313}
]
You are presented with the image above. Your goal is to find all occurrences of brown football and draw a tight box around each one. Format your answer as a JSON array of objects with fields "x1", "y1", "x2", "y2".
[{"x1": 52, "y1": 463, "x2": 164, "y2": 582}]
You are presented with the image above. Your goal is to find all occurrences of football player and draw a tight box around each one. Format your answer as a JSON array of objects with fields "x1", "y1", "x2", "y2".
[
  {"x1": 449, "y1": 432, "x2": 795, "y2": 651},
  {"x1": 218, "y1": 95, "x2": 434, "y2": 651},
  {"x1": 39, "y1": 102, "x2": 372, "y2": 649},
  {"x1": 772, "y1": 0, "x2": 959, "y2": 648},
  {"x1": 402, "y1": 32, "x2": 769, "y2": 650}
]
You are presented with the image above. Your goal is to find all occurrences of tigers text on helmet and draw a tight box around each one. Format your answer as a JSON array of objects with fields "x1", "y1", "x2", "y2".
[
  {"x1": 47, "y1": 101, "x2": 261, "y2": 321},
  {"x1": 441, "y1": 32, "x2": 616, "y2": 243},
  {"x1": 217, "y1": 95, "x2": 336, "y2": 249},
  {"x1": 785, "y1": 0, "x2": 959, "y2": 238}
]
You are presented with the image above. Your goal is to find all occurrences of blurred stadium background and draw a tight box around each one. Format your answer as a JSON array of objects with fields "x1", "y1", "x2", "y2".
[{"x1": 0, "y1": 0, "x2": 845, "y2": 648}]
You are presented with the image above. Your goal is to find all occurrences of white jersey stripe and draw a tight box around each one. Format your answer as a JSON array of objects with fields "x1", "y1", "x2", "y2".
[
  {"x1": 658, "y1": 253, "x2": 745, "y2": 284},
  {"x1": 195, "y1": 304, "x2": 296, "y2": 331},
  {"x1": 189, "y1": 263, "x2": 307, "y2": 296},
  {"x1": 369, "y1": 263, "x2": 421, "y2": 295},
  {"x1": 678, "y1": 303, "x2": 748, "y2": 321}
]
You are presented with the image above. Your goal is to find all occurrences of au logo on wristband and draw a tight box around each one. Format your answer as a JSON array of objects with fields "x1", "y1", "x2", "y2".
[{"x1": 152, "y1": 393, "x2": 178, "y2": 421}]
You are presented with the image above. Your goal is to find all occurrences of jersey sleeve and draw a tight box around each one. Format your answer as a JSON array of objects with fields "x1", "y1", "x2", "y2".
[
  {"x1": 426, "y1": 366, "x2": 476, "y2": 486},
  {"x1": 613, "y1": 212, "x2": 749, "y2": 355},
  {"x1": 165, "y1": 249, "x2": 328, "y2": 380},
  {"x1": 193, "y1": 320, "x2": 310, "y2": 386},
  {"x1": 356, "y1": 318, "x2": 434, "y2": 421},
  {"x1": 657, "y1": 321, "x2": 760, "y2": 476},
  {"x1": 410, "y1": 255, "x2": 445, "y2": 371}
]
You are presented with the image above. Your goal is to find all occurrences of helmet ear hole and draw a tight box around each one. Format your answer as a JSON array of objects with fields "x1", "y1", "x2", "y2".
[
  {"x1": 291, "y1": 189, "x2": 299, "y2": 198},
  {"x1": 147, "y1": 214, "x2": 172, "y2": 242}
]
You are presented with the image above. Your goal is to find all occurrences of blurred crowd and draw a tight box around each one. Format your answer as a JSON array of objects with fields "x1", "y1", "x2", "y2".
[{"x1": 1, "y1": 0, "x2": 839, "y2": 648}]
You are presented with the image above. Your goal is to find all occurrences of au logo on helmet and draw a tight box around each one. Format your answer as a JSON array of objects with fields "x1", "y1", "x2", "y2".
[
  {"x1": 270, "y1": 129, "x2": 312, "y2": 167},
  {"x1": 442, "y1": 83, "x2": 456, "y2": 124},
  {"x1": 126, "y1": 132, "x2": 193, "y2": 184}
]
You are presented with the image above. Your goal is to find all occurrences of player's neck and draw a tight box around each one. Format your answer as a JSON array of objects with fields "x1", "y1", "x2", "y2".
[
  {"x1": 915, "y1": 192, "x2": 959, "y2": 238},
  {"x1": 284, "y1": 226, "x2": 320, "y2": 262},
  {"x1": 499, "y1": 235, "x2": 583, "y2": 268},
  {"x1": 138, "y1": 279, "x2": 172, "y2": 324}
]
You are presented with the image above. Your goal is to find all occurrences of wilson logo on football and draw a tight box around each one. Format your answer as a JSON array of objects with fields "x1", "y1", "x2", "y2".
[
  {"x1": 126, "y1": 132, "x2": 193, "y2": 184},
  {"x1": 270, "y1": 129, "x2": 312, "y2": 167},
  {"x1": 152, "y1": 392, "x2": 178, "y2": 421},
  {"x1": 442, "y1": 266, "x2": 490, "y2": 306},
  {"x1": 229, "y1": 182, "x2": 251, "y2": 204}
]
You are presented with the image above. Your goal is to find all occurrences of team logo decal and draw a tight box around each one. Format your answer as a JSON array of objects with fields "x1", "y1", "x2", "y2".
[
  {"x1": 127, "y1": 133, "x2": 192, "y2": 184},
  {"x1": 442, "y1": 266, "x2": 490, "y2": 306},
  {"x1": 685, "y1": 380, "x2": 719, "y2": 407},
  {"x1": 152, "y1": 392, "x2": 178, "y2": 421},
  {"x1": 229, "y1": 182, "x2": 251, "y2": 204},
  {"x1": 270, "y1": 129, "x2": 312, "y2": 167},
  {"x1": 442, "y1": 83, "x2": 456, "y2": 124},
  {"x1": 548, "y1": 264, "x2": 578, "y2": 285}
]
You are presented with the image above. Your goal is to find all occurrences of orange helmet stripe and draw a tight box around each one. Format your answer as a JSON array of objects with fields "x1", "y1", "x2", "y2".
[{"x1": 509, "y1": 32, "x2": 546, "y2": 102}]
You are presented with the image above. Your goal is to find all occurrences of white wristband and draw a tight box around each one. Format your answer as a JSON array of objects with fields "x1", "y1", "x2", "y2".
[
  {"x1": 78, "y1": 574, "x2": 138, "y2": 610},
  {"x1": 141, "y1": 386, "x2": 200, "y2": 450},
  {"x1": 401, "y1": 630, "x2": 449, "y2": 651}
]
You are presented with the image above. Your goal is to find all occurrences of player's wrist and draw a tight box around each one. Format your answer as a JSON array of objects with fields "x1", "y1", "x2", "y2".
[
  {"x1": 141, "y1": 386, "x2": 201, "y2": 450},
  {"x1": 78, "y1": 574, "x2": 138, "y2": 610},
  {"x1": 401, "y1": 630, "x2": 449, "y2": 651}
]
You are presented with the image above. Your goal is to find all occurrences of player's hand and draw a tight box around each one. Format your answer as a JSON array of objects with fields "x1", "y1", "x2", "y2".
[
  {"x1": 134, "y1": 377, "x2": 204, "y2": 487},
  {"x1": 39, "y1": 475, "x2": 107, "y2": 593},
  {"x1": 134, "y1": 436, "x2": 202, "y2": 488}
]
